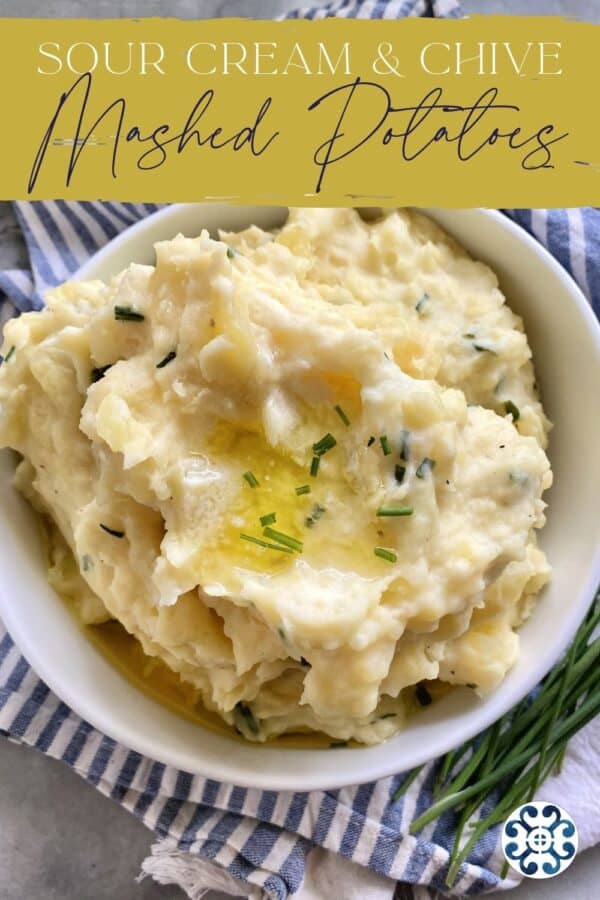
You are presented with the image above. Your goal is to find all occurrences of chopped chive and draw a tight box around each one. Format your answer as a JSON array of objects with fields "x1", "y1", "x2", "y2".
[
  {"x1": 259, "y1": 512, "x2": 277, "y2": 527},
  {"x1": 313, "y1": 433, "x2": 337, "y2": 456},
  {"x1": 305, "y1": 504, "x2": 326, "y2": 528},
  {"x1": 91, "y1": 363, "x2": 112, "y2": 383},
  {"x1": 156, "y1": 350, "x2": 176, "y2": 369},
  {"x1": 463, "y1": 332, "x2": 476, "y2": 339},
  {"x1": 309, "y1": 456, "x2": 320, "y2": 477},
  {"x1": 415, "y1": 293, "x2": 430, "y2": 316},
  {"x1": 243, "y1": 471, "x2": 260, "y2": 488},
  {"x1": 504, "y1": 400, "x2": 521, "y2": 422},
  {"x1": 380, "y1": 435, "x2": 391, "y2": 456},
  {"x1": 473, "y1": 342, "x2": 497, "y2": 354},
  {"x1": 114, "y1": 305, "x2": 145, "y2": 322},
  {"x1": 509, "y1": 470, "x2": 529, "y2": 487},
  {"x1": 367, "y1": 436, "x2": 376, "y2": 447},
  {"x1": 415, "y1": 683, "x2": 433, "y2": 706},
  {"x1": 416, "y1": 457, "x2": 436, "y2": 479},
  {"x1": 376, "y1": 506, "x2": 413, "y2": 517},
  {"x1": 240, "y1": 533, "x2": 293, "y2": 553},
  {"x1": 234, "y1": 701, "x2": 260, "y2": 735},
  {"x1": 374, "y1": 547, "x2": 397, "y2": 563},
  {"x1": 263, "y1": 526, "x2": 303, "y2": 553},
  {"x1": 241, "y1": 534, "x2": 268, "y2": 547},
  {"x1": 3, "y1": 345, "x2": 15, "y2": 363},
  {"x1": 99, "y1": 523, "x2": 125, "y2": 539},
  {"x1": 330, "y1": 741, "x2": 348, "y2": 749},
  {"x1": 295, "y1": 484, "x2": 311, "y2": 496},
  {"x1": 334, "y1": 405, "x2": 350, "y2": 427},
  {"x1": 226, "y1": 246, "x2": 236, "y2": 259},
  {"x1": 394, "y1": 465, "x2": 406, "y2": 485},
  {"x1": 399, "y1": 429, "x2": 410, "y2": 461},
  {"x1": 81, "y1": 554, "x2": 92, "y2": 572}
]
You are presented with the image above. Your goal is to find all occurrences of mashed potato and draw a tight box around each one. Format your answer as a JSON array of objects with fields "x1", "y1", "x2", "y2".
[{"x1": 0, "y1": 208, "x2": 552, "y2": 744}]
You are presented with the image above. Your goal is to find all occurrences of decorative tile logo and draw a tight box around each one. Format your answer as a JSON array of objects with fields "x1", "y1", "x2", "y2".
[{"x1": 502, "y1": 802, "x2": 578, "y2": 879}]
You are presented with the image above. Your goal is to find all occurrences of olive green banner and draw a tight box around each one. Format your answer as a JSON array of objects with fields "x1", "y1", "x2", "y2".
[{"x1": 1, "y1": 16, "x2": 599, "y2": 204}]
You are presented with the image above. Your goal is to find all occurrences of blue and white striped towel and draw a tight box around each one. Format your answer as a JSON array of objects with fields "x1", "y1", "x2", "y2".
[{"x1": 2, "y1": 2, "x2": 600, "y2": 899}]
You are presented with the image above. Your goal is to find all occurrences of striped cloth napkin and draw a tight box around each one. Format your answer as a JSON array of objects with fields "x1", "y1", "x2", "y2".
[{"x1": 1, "y1": 3, "x2": 600, "y2": 899}]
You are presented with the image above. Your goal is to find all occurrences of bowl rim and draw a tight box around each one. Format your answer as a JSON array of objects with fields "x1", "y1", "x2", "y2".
[{"x1": 1, "y1": 203, "x2": 599, "y2": 791}]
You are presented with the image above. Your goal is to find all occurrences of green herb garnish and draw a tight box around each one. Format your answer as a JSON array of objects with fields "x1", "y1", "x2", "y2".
[
  {"x1": 415, "y1": 293, "x2": 430, "y2": 316},
  {"x1": 226, "y1": 246, "x2": 236, "y2": 259},
  {"x1": 156, "y1": 350, "x2": 176, "y2": 369},
  {"x1": 91, "y1": 364, "x2": 112, "y2": 383},
  {"x1": 114, "y1": 306, "x2": 145, "y2": 322},
  {"x1": 240, "y1": 533, "x2": 292, "y2": 553},
  {"x1": 99, "y1": 523, "x2": 125, "y2": 539},
  {"x1": 463, "y1": 332, "x2": 476, "y2": 339},
  {"x1": 259, "y1": 512, "x2": 277, "y2": 527},
  {"x1": 295, "y1": 485, "x2": 311, "y2": 496},
  {"x1": 415, "y1": 683, "x2": 432, "y2": 706},
  {"x1": 263, "y1": 527, "x2": 303, "y2": 553},
  {"x1": 376, "y1": 506, "x2": 413, "y2": 517},
  {"x1": 403, "y1": 590, "x2": 600, "y2": 889},
  {"x1": 334, "y1": 405, "x2": 350, "y2": 427},
  {"x1": 504, "y1": 400, "x2": 521, "y2": 422},
  {"x1": 416, "y1": 457, "x2": 436, "y2": 479},
  {"x1": 379, "y1": 435, "x2": 391, "y2": 456},
  {"x1": 243, "y1": 471, "x2": 260, "y2": 488},
  {"x1": 394, "y1": 465, "x2": 406, "y2": 485},
  {"x1": 310, "y1": 456, "x2": 320, "y2": 477},
  {"x1": 233, "y1": 701, "x2": 260, "y2": 736},
  {"x1": 374, "y1": 547, "x2": 397, "y2": 563},
  {"x1": 81, "y1": 554, "x2": 92, "y2": 572},
  {"x1": 313, "y1": 433, "x2": 337, "y2": 456},
  {"x1": 305, "y1": 504, "x2": 326, "y2": 528},
  {"x1": 509, "y1": 470, "x2": 530, "y2": 487},
  {"x1": 398, "y1": 429, "x2": 410, "y2": 461},
  {"x1": 3, "y1": 345, "x2": 15, "y2": 363}
]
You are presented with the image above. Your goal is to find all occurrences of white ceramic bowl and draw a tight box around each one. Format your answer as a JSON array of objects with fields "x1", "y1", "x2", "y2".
[{"x1": 1, "y1": 205, "x2": 599, "y2": 791}]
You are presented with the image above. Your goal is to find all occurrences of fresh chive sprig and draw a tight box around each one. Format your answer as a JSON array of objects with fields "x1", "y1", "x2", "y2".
[{"x1": 400, "y1": 589, "x2": 600, "y2": 888}]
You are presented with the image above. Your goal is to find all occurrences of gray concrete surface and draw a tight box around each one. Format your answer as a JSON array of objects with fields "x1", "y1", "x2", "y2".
[{"x1": 1, "y1": 0, "x2": 599, "y2": 898}]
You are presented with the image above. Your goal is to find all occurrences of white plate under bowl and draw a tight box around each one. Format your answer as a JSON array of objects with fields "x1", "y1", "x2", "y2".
[{"x1": 1, "y1": 205, "x2": 599, "y2": 790}]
